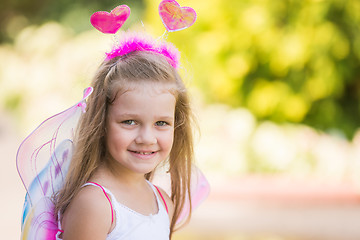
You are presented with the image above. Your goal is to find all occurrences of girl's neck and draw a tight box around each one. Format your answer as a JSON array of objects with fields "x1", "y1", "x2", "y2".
[{"x1": 96, "y1": 160, "x2": 147, "y2": 188}]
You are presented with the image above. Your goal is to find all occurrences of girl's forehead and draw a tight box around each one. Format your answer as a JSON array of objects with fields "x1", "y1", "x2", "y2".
[
  {"x1": 108, "y1": 82, "x2": 176, "y2": 117},
  {"x1": 113, "y1": 80, "x2": 177, "y2": 98}
]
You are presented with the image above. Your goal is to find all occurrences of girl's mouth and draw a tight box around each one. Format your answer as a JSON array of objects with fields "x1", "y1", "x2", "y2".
[
  {"x1": 129, "y1": 150, "x2": 158, "y2": 160},
  {"x1": 132, "y1": 151, "x2": 155, "y2": 155}
]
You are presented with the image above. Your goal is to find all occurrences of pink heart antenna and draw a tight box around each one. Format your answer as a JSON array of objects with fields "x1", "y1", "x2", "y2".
[
  {"x1": 159, "y1": 0, "x2": 197, "y2": 32},
  {"x1": 90, "y1": 5, "x2": 131, "y2": 34}
]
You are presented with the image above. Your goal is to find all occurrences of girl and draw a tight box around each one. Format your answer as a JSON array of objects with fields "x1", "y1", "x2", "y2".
[{"x1": 54, "y1": 33, "x2": 195, "y2": 239}]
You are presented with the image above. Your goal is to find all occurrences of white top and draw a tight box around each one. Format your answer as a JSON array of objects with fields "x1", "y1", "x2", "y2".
[{"x1": 57, "y1": 181, "x2": 170, "y2": 240}]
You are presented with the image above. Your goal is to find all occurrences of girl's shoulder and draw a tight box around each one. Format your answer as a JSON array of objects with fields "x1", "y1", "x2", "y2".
[
  {"x1": 60, "y1": 184, "x2": 113, "y2": 238},
  {"x1": 70, "y1": 183, "x2": 113, "y2": 221}
]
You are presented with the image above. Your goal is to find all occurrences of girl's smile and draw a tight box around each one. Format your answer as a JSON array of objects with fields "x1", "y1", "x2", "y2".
[{"x1": 105, "y1": 82, "x2": 176, "y2": 175}]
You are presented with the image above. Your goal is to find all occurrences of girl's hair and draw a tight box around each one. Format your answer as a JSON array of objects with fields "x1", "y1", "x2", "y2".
[{"x1": 54, "y1": 51, "x2": 194, "y2": 236}]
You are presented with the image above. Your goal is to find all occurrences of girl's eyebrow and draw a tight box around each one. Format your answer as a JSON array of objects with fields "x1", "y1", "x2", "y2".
[
  {"x1": 118, "y1": 113, "x2": 139, "y2": 119},
  {"x1": 118, "y1": 113, "x2": 174, "y2": 121}
]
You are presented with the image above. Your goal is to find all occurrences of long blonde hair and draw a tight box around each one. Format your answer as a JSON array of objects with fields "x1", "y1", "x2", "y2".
[{"x1": 55, "y1": 51, "x2": 194, "y2": 236}]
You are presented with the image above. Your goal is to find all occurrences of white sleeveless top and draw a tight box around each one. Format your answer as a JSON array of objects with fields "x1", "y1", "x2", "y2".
[{"x1": 57, "y1": 181, "x2": 170, "y2": 240}]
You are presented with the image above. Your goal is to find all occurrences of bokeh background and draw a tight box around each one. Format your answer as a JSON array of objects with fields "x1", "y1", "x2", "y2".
[{"x1": 1, "y1": 0, "x2": 360, "y2": 239}]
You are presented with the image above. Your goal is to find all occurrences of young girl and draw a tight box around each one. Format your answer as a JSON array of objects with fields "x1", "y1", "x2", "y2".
[
  {"x1": 17, "y1": 2, "x2": 208, "y2": 239},
  {"x1": 54, "y1": 33, "x2": 195, "y2": 239}
]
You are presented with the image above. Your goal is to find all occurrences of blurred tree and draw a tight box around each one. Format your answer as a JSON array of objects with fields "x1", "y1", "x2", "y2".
[
  {"x1": 0, "y1": 0, "x2": 144, "y2": 42},
  {"x1": 145, "y1": 0, "x2": 360, "y2": 139}
]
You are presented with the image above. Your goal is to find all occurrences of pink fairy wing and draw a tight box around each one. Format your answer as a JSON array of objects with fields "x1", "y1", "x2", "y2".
[
  {"x1": 21, "y1": 198, "x2": 58, "y2": 240},
  {"x1": 152, "y1": 165, "x2": 210, "y2": 225},
  {"x1": 17, "y1": 87, "x2": 93, "y2": 240},
  {"x1": 176, "y1": 167, "x2": 210, "y2": 224}
]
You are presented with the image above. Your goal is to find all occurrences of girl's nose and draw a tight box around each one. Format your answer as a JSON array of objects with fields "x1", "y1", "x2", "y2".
[{"x1": 135, "y1": 126, "x2": 157, "y2": 145}]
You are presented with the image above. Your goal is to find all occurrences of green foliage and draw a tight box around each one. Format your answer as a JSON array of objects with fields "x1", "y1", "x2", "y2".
[
  {"x1": 145, "y1": 0, "x2": 360, "y2": 139},
  {"x1": 0, "y1": 0, "x2": 145, "y2": 42}
]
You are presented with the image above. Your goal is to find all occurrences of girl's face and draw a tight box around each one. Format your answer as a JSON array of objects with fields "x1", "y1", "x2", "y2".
[{"x1": 106, "y1": 82, "x2": 176, "y2": 175}]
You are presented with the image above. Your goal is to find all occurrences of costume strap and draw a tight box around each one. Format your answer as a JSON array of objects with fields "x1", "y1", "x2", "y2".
[
  {"x1": 154, "y1": 185, "x2": 169, "y2": 214},
  {"x1": 84, "y1": 182, "x2": 114, "y2": 225}
]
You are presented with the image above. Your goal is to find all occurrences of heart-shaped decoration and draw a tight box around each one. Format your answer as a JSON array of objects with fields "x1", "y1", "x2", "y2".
[
  {"x1": 159, "y1": 0, "x2": 197, "y2": 32},
  {"x1": 90, "y1": 5, "x2": 130, "y2": 34}
]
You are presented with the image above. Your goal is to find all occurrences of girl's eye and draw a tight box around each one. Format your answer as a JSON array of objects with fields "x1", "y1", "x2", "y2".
[
  {"x1": 122, "y1": 120, "x2": 136, "y2": 125},
  {"x1": 155, "y1": 121, "x2": 168, "y2": 127}
]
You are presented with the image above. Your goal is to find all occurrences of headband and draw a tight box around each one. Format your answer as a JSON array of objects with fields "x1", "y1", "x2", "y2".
[{"x1": 90, "y1": 0, "x2": 197, "y2": 69}]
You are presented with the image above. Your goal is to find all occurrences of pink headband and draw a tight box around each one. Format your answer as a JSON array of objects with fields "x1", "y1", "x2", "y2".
[
  {"x1": 90, "y1": 0, "x2": 197, "y2": 69},
  {"x1": 105, "y1": 32, "x2": 180, "y2": 69}
]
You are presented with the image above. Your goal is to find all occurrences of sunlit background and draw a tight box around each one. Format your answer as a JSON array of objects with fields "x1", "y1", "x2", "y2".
[{"x1": 1, "y1": 0, "x2": 360, "y2": 239}]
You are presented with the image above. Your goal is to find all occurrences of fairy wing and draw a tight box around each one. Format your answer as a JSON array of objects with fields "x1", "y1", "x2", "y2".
[
  {"x1": 17, "y1": 87, "x2": 93, "y2": 240},
  {"x1": 176, "y1": 167, "x2": 210, "y2": 225},
  {"x1": 152, "y1": 165, "x2": 210, "y2": 226}
]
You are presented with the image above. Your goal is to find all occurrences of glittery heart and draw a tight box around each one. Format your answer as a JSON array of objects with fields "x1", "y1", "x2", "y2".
[
  {"x1": 90, "y1": 5, "x2": 130, "y2": 34},
  {"x1": 159, "y1": 0, "x2": 197, "y2": 32}
]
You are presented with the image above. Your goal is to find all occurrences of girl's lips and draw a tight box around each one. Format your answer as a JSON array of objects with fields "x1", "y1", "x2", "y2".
[
  {"x1": 128, "y1": 150, "x2": 158, "y2": 159},
  {"x1": 131, "y1": 151, "x2": 155, "y2": 155}
]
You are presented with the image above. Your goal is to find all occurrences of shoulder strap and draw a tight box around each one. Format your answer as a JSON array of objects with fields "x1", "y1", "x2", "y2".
[
  {"x1": 154, "y1": 185, "x2": 169, "y2": 214},
  {"x1": 85, "y1": 182, "x2": 114, "y2": 225}
]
